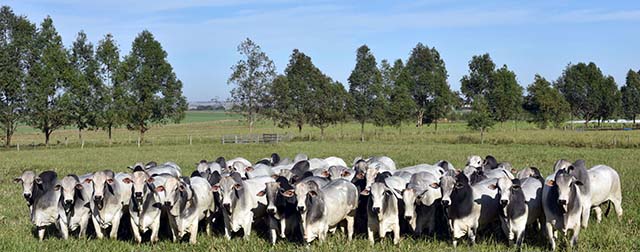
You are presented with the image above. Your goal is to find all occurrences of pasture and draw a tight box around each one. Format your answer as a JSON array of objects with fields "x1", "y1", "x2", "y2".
[{"x1": 1, "y1": 114, "x2": 639, "y2": 251}]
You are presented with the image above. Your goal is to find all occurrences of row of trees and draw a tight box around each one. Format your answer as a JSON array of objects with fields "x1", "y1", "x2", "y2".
[
  {"x1": 0, "y1": 6, "x2": 186, "y2": 146},
  {"x1": 229, "y1": 38, "x2": 640, "y2": 140},
  {"x1": 229, "y1": 39, "x2": 458, "y2": 140}
]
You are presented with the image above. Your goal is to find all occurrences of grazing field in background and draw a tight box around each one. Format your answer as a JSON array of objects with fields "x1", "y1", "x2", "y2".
[{"x1": 1, "y1": 112, "x2": 639, "y2": 251}]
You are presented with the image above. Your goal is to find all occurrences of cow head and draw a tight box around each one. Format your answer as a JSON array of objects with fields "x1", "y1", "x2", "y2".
[
  {"x1": 466, "y1": 155, "x2": 483, "y2": 169},
  {"x1": 369, "y1": 182, "x2": 391, "y2": 220},
  {"x1": 550, "y1": 169, "x2": 582, "y2": 214},
  {"x1": 213, "y1": 174, "x2": 243, "y2": 214},
  {"x1": 482, "y1": 155, "x2": 498, "y2": 170},
  {"x1": 84, "y1": 170, "x2": 115, "y2": 210},
  {"x1": 14, "y1": 170, "x2": 36, "y2": 205},
  {"x1": 123, "y1": 170, "x2": 153, "y2": 208},
  {"x1": 59, "y1": 175, "x2": 83, "y2": 212},
  {"x1": 295, "y1": 180, "x2": 320, "y2": 213}
]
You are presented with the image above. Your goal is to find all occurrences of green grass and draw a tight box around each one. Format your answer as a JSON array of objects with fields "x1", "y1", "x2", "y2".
[
  {"x1": 1, "y1": 120, "x2": 639, "y2": 251},
  {"x1": 181, "y1": 110, "x2": 244, "y2": 123}
]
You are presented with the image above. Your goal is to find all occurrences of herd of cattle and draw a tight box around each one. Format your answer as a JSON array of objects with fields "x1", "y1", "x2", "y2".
[{"x1": 13, "y1": 153, "x2": 623, "y2": 250}]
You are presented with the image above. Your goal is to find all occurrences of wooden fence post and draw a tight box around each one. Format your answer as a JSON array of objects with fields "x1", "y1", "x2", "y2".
[{"x1": 189, "y1": 135, "x2": 192, "y2": 145}]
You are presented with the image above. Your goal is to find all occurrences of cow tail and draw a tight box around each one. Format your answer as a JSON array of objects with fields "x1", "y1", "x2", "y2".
[{"x1": 604, "y1": 200, "x2": 612, "y2": 217}]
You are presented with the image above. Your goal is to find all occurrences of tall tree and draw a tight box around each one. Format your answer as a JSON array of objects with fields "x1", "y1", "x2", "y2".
[
  {"x1": 523, "y1": 74, "x2": 569, "y2": 129},
  {"x1": 307, "y1": 77, "x2": 344, "y2": 138},
  {"x1": 119, "y1": 30, "x2": 187, "y2": 142},
  {"x1": 348, "y1": 45, "x2": 383, "y2": 141},
  {"x1": 403, "y1": 43, "x2": 453, "y2": 130},
  {"x1": 461, "y1": 53, "x2": 495, "y2": 102},
  {"x1": 597, "y1": 76, "x2": 620, "y2": 124},
  {"x1": 487, "y1": 64, "x2": 523, "y2": 124},
  {"x1": 621, "y1": 70, "x2": 640, "y2": 124},
  {"x1": 96, "y1": 33, "x2": 122, "y2": 141},
  {"x1": 282, "y1": 49, "x2": 317, "y2": 132},
  {"x1": 64, "y1": 30, "x2": 102, "y2": 142},
  {"x1": 384, "y1": 59, "x2": 414, "y2": 130},
  {"x1": 467, "y1": 95, "x2": 495, "y2": 144},
  {"x1": 269, "y1": 74, "x2": 294, "y2": 128},
  {"x1": 25, "y1": 16, "x2": 72, "y2": 146},
  {"x1": 228, "y1": 38, "x2": 276, "y2": 132},
  {"x1": 555, "y1": 62, "x2": 606, "y2": 127},
  {"x1": 0, "y1": 6, "x2": 35, "y2": 146}
]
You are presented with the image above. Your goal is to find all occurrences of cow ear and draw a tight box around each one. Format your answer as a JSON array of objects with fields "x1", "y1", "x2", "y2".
[
  {"x1": 75, "y1": 184, "x2": 84, "y2": 190},
  {"x1": 35, "y1": 177, "x2": 43, "y2": 184},
  {"x1": 146, "y1": 177, "x2": 155, "y2": 183},
  {"x1": 84, "y1": 178, "x2": 92, "y2": 183},
  {"x1": 308, "y1": 191, "x2": 317, "y2": 197},
  {"x1": 122, "y1": 178, "x2": 132, "y2": 184},
  {"x1": 546, "y1": 180, "x2": 555, "y2": 186},
  {"x1": 574, "y1": 180, "x2": 583, "y2": 186},
  {"x1": 106, "y1": 178, "x2": 114, "y2": 184},
  {"x1": 233, "y1": 184, "x2": 242, "y2": 190},
  {"x1": 54, "y1": 184, "x2": 61, "y2": 191},
  {"x1": 356, "y1": 172, "x2": 365, "y2": 179},
  {"x1": 511, "y1": 168, "x2": 518, "y2": 174},
  {"x1": 281, "y1": 189, "x2": 295, "y2": 198},
  {"x1": 256, "y1": 190, "x2": 265, "y2": 197},
  {"x1": 488, "y1": 184, "x2": 497, "y2": 190},
  {"x1": 360, "y1": 189, "x2": 370, "y2": 196},
  {"x1": 271, "y1": 174, "x2": 279, "y2": 179},
  {"x1": 13, "y1": 177, "x2": 22, "y2": 183},
  {"x1": 454, "y1": 169, "x2": 461, "y2": 175},
  {"x1": 430, "y1": 182, "x2": 440, "y2": 189},
  {"x1": 179, "y1": 184, "x2": 186, "y2": 192},
  {"x1": 321, "y1": 170, "x2": 330, "y2": 178},
  {"x1": 211, "y1": 185, "x2": 220, "y2": 192},
  {"x1": 155, "y1": 185, "x2": 165, "y2": 192},
  {"x1": 245, "y1": 166, "x2": 254, "y2": 172},
  {"x1": 342, "y1": 171, "x2": 351, "y2": 177}
]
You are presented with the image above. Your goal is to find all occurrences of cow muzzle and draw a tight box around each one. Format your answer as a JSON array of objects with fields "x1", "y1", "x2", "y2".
[
  {"x1": 372, "y1": 207, "x2": 381, "y2": 215},
  {"x1": 267, "y1": 207, "x2": 276, "y2": 215},
  {"x1": 558, "y1": 199, "x2": 568, "y2": 213},
  {"x1": 297, "y1": 206, "x2": 305, "y2": 212},
  {"x1": 500, "y1": 199, "x2": 509, "y2": 207},
  {"x1": 404, "y1": 215, "x2": 412, "y2": 221},
  {"x1": 223, "y1": 203, "x2": 231, "y2": 213},
  {"x1": 94, "y1": 196, "x2": 104, "y2": 210},
  {"x1": 164, "y1": 201, "x2": 172, "y2": 208},
  {"x1": 441, "y1": 199, "x2": 450, "y2": 207},
  {"x1": 23, "y1": 193, "x2": 31, "y2": 201}
]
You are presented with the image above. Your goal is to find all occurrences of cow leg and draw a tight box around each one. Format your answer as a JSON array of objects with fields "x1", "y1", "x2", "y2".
[
  {"x1": 581, "y1": 202, "x2": 591, "y2": 228},
  {"x1": 570, "y1": 227, "x2": 580, "y2": 248},
  {"x1": 545, "y1": 222, "x2": 556, "y2": 251},
  {"x1": 79, "y1": 214, "x2": 90, "y2": 238},
  {"x1": 367, "y1": 222, "x2": 375, "y2": 245},
  {"x1": 92, "y1": 216, "x2": 104, "y2": 239},
  {"x1": 612, "y1": 198, "x2": 623, "y2": 220},
  {"x1": 189, "y1": 220, "x2": 199, "y2": 244},
  {"x1": 242, "y1": 214, "x2": 253, "y2": 240},
  {"x1": 516, "y1": 230, "x2": 525, "y2": 251},
  {"x1": 57, "y1": 218, "x2": 69, "y2": 240},
  {"x1": 167, "y1": 216, "x2": 178, "y2": 242},
  {"x1": 279, "y1": 218, "x2": 287, "y2": 238},
  {"x1": 345, "y1": 214, "x2": 355, "y2": 241},
  {"x1": 268, "y1": 217, "x2": 278, "y2": 244},
  {"x1": 130, "y1": 217, "x2": 142, "y2": 244},
  {"x1": 223, "y1": 213, "x2": 232, "y2": 240},
  {"x1": 109, "y1": 211, "x2": 122, "y2": 239},
  {"x1": 468, "y1": 227, "x2": 477, "y2": 246},
  {"x1": 593, "y1": 206, "x2": 603, "y2": 223},
  {"x1": 206, "y1": 212, "x2": 213, "y2": 236},
  {"x1": 37, "y1": 226, "x2": 46, "y2": 241},
  {"x1": 392, "y1": 222, "x2": 400, "y2": 245},
  {"x1": 150, "y1": 217, "x2": 161, "y2": 244}
]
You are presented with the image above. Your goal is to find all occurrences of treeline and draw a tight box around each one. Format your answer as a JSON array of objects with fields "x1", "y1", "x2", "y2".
[
  {"x1": 0, "y1": 6, "x2": 186, "y2": 146},
  {"x1": 229, "y1": 38, "x2": 640, "y2": 140}
]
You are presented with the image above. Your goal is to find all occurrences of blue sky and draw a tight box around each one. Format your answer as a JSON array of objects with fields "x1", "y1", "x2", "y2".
[{"x1": 6, "y1": 0, "x2": 640, "y2": 101}]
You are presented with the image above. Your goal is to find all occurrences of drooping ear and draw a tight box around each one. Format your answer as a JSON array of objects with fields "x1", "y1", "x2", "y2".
[
  {"x1": 256, "y1": 190, "x2": 266, "y2": 197},
  {"x1": 106, "y1": 178, "x2": 114, "y2": 185},
  {"x1": 511, "y1": 168, "x2": 518, "y2": 174},
  {"x1": 574, "y1": 180, "x2": 583, "y2": 186},
  {"x1": 454, "y1": 169, "x2": 461, "y2": 175},
  {"x1": 429, "y1": 182, "x2": 440, "y2": 189},
  {"x1": 281, "y1": 189, "x2": 295, "y2": 198},
  {"x1": 75, "y1": 184, "x2": 84, "y2": 190},
  {"x1": 84, "y1": 178, "x2": 92, "y2": 183},
  {"x1": 546, "y1": 180, "x2": 555, "y2": 186},
  {"x1": 308, "y1": 190, "x2": 317, "y2": 197},
  {"x1": 178, "y1": 184, "x2": 186, "y2": 192},
  {"x1": 245, "y1": 167, "x2": 254, "y2": 172},
  {"x1": 211, "y1": 185, "x2": 220, "y2": 192},
  {"x1": 271, "y1": 174, "x2": 279, "y2": 179},
  {"x1": 35, "y1": 177, "x2": 43, "y2": 184},
  {"x1": 54, "y1": 184, "x2": 61, "y2": 191},
  {"x1": 321, "y1": 170, "x2": 330, "y2": 178},
  {"x1": 360, "y1": 189, "x2": 370, "y2": 196},
  {"x1": 342, "y1": 171, "x2": 351, "y2": 177},
  {"x1": 356, "y1": 172, "x2": 365, "y2": 179},
  {"x1": 155, "y1": 185, "x2": 165, "y2": 192},
  {"x1": 13, "y1": 177, "x2": 22, "y2": 183},
  {"x1": 122, "y1": 178, "x2": 133, "y2": 184},
  {"x1": 567, "y1": 165, "x2": 575, "y2": 171},
  {"x1": 233, "y1": 183, "x2": 242, "y2": 190},
  {"x1": 488, "y1": 184, "x2": 497, "y2": 190},
  {"x1": 146, "y1": 177, "x2": 155, "y2": 183}
]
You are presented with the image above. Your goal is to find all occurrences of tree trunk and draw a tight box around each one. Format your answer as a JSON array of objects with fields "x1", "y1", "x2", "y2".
[
  {"x1": 298, "y1": 124, "x2": 302, "y2": 133},
  {"x1": 108, "y1": 125, "x2": 113, "y2": 145},
  {"x1": 140, "y1": 127, "x2": 146, "y2": 143},
  {"x1": 5, "y1": 123, "x2": 12, "y2": 147},
  {"x1": 45, "y1": 130, "x2": 51, "y2": 147},
  {"x1": 78, "y1": 128, "x2": 83, "y2": 142},
  {"x1": 434, "y1": 121, "x2": 438, "y2": 132},
  {"x1": 417, "y1": 111, "x2": 424, "y2": 127},
  {"x1": 360, "y1": 122, "x2": 365, "y2": 142},
  {"x1": 320, "y1": 127, "x2": 325, "y2": 141},
  {"x1": 248, "y1": 113, "x2": 254, "y2": 133},
  {"x1": 633, "y1": 115, "x2": 636, "y2": 125},
  {"x1": 480, "y1": 128, "x2": 484, "y2": 144}
]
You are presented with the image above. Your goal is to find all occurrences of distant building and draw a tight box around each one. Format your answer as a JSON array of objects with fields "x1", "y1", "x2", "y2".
[{"x1": 187, "y1": 99, "x2": 232, "y2": 110}]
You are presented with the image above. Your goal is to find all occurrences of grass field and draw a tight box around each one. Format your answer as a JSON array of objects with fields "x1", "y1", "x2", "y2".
[{"x1": 1, "y1": 113, "x2": 639, "y2": 251}]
